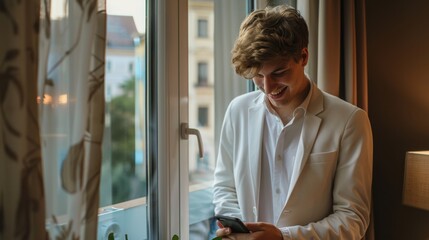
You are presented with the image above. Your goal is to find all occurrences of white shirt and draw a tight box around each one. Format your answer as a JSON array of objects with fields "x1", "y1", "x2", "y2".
[{"x1": 258, "y1": 85, "x2": 312, "y2": 226}]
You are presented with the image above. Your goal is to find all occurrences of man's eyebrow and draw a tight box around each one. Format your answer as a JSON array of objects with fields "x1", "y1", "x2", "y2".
[{"x1": 272, "y1": 66, "x2": 289, "y2": 73}]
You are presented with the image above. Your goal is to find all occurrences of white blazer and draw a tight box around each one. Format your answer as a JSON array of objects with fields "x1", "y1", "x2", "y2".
[{"x1": 213, "y1": 82, "x2": 373, "y2": 239}]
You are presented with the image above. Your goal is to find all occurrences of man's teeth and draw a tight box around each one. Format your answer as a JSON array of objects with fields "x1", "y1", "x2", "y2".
[{"x1": 271, "y1": 87, "x2": 285, "y2": 95}]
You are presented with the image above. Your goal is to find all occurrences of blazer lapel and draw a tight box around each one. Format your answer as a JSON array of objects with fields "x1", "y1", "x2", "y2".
[
  {"x1": 248, "y1": 94, "x2": 265, "y2": 220},
  {"x1": 285, "y1": 84, "x2": 324, "y2": 204}
]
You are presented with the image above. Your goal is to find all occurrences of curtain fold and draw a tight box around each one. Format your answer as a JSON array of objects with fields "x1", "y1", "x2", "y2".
[
  {"x1": 0, "y1": 1, "x2": 47, "y2": 239},
  {"x1": 297, "y1": 0, "x2": 373, "y2": 239},
  {"x1": 38, "y1": 0, "x2": 106, "y2": 239},
  {"x1": 0, "y1": 0, "x2": 106, "y2": 239},
  {"x1": 298, "y1": 0, "x2": 369, "y2": 111}
]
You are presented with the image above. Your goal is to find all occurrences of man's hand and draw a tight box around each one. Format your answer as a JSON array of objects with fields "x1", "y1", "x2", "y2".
[{"x1": 216, "y1": 221, "x2": 283, "y2": 240}]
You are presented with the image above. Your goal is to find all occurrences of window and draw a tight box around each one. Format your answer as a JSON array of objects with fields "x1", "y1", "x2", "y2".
[
  {"x1": 187, "y1": 1, "x2": 248, "y2": 239},
  {"x1": 128, "y1": 62, "x2": 134, "y2": 74},
  {"x1": 102, "y1": 13, "x2": 144, "y2": 206},
  {"x1": 98, "y1": 1, "x2": 147, "y2": 240},
  {"x1": 197, "y1": 61, "x2": 208, "y2": 86},
  {"x1": 198, "y1": 106, "x2": 209, "y2": 127},
  {"x1": 99, "y1": 1, "x2": 250, "y2": 239},
  {"x1": 197, "y1": 19, "x2": 208, "y2": 38},
  {"x1": 107, "y1": 60, "x2": 112, "y2": 72}
]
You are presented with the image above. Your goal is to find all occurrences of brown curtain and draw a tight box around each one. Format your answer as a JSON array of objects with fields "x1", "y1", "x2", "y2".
[
  {"x1": 0, "y1": 0, "x2": 106, "y2": 239},
  {"x1": 0, "y1": 1, "x2": 47, "y2": 239},
  {"x1": 298, "y1": 0, "x2": 373, "y2": 239},
  {"x1": 298, "y1": 0, "x2": 369, "y2": 111}
]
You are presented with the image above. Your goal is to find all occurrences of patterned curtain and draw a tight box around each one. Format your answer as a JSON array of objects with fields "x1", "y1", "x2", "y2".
[
  {"x1": 0, "y1": 0, "x2": 106, "y2": 239},
  {"x1": 0, "y1": 1, "x2": 47, "y2": 239},
  {"x1": 38, "y1": 0, "x2": 106, "y2": 239}
]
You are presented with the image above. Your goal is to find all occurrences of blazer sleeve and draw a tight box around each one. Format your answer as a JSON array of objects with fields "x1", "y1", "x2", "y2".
[
  {"x1": 212, "y1": 102, "x2": 243, "y2": 218},
  {"x1": 286, "y1": 108, "x2": 373, "y2": 240}
]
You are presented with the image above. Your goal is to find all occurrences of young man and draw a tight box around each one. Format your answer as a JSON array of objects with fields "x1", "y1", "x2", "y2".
[{"x1": 213, "y1": 5, "x2": 373, "y2": 240}]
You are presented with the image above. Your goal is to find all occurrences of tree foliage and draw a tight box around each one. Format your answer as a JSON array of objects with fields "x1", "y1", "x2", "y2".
[{"x1": 110, "y1": 78, "x2": 136, "y2": 203}]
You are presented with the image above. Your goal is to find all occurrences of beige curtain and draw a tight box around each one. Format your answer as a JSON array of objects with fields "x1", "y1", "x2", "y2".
[
  {"x1": 298, "y1": 0, "x2": 368, "y2": 111},
  {"x1": 0, "y1": 0, "x2": 106, "y2": 239},
  {"x1": 38, "y1": 0, "x2": 106, "y2": 239},
  {"x1": 0, "y1": 1, "x2": 47, "y2": 239},
  {"x1": 297, "y1": 0, "x2": 373, "y2": 239}
]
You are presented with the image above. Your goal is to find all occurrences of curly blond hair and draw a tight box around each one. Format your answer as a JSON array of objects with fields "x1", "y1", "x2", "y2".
[{"x1": 231, "y1": 5, "x2": 309, "y2": 79}]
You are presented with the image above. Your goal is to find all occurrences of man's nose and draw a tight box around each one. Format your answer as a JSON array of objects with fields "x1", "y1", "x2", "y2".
[{"x1": 262, "y1": 76, "x2": 274, "y2": 93}]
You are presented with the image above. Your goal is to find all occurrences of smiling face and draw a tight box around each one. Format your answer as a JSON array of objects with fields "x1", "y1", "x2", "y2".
[{"x1": 253, "y1": 48, "x2": 310, "y2": 111}]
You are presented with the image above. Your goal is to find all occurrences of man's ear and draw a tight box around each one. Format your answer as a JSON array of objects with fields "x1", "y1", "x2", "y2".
[{"x1": 301, "y1": 48, "x2": 309, "y2": 66}]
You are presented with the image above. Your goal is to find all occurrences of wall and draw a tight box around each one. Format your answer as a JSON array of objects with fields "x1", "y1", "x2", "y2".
[{"x1": 366, "y1": 1, "x2": 429, "y2": 239}]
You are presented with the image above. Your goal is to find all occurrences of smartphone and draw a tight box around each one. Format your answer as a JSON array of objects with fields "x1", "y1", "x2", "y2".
[{"x1": 215, "y1": 215, "x2": 250, "y2": 233}]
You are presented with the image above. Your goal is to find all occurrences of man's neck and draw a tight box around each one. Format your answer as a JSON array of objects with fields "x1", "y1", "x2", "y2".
[{"x1": 271, "y1": 81, "x2": 311, "y2": 125}]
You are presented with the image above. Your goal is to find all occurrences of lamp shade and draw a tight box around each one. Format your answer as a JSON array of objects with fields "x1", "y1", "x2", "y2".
[{"x1": 403, "y1": 151, "x2": 429, "y2": 211}]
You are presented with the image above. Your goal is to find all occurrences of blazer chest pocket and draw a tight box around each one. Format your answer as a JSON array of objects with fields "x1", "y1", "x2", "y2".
[
  {"x1": 307, "y1": 150, "x2": 337, "y2": 164},
  {"x1": 299, "y1": 150, "x2": 338, "y2": 192}
]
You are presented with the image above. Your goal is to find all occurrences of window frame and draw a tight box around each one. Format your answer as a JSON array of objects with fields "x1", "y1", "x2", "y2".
[{"x1": 147, "y1": 0, "x2": 189, "y2": 239}]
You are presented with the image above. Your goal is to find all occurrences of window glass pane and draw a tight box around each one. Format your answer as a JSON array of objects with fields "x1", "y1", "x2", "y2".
[
  {"x1": 188, "y1": 1, "x2": 248, "y2": 239},
  {"x1": 129, "y1": 62, "x2": 134, "y2": 74},
  {"x1": 197, "y1": 62, "x2": 208, "y2": 86},
  {"x1": 198, "y1": 19, "x2": 208, "y2": 37},
  {"x1": 103, "y1": 13, "x2": 145, "y2": 206},
  {"x1": 98, "y1": 1, "x2": 148, "y2": 239},
  {"x1": 198, "y1": 106, "x2": 209, "y2": 127},
  {"x1": 107, "y1": 60, "x2": 112, "y2": 72}
]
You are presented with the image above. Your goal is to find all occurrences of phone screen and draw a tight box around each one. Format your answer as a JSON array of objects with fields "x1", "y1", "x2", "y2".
[{"x1": 215, "y1": 215, "x2": 250, "y2": 233}]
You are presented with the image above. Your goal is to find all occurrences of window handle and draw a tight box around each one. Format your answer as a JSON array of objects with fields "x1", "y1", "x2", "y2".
[{"x1": 180, "y1": 123, "x2": 204, "y2": 158}]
